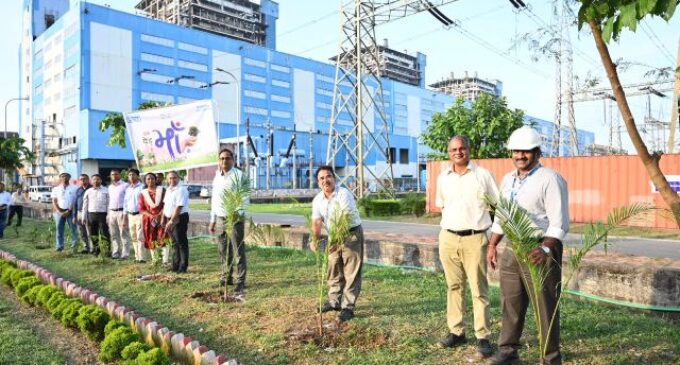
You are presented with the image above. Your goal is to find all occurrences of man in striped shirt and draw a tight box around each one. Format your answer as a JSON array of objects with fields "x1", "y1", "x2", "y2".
[{"x1": 82, "y1": 174, "x2": 110, "y2": 256}]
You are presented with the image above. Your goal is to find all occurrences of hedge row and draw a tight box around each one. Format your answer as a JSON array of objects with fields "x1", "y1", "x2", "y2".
[
  {"x1": 359, "y1": 193, "x2": 426, "y2": 217},
  {"x1": 0, "y1": 259, "x2": 170, "y2": 365}
]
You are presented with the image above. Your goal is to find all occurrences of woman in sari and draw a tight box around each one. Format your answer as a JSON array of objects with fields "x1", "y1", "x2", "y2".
[{"x1": 139, "y1": 173, "x2": 169, "y2": 264}]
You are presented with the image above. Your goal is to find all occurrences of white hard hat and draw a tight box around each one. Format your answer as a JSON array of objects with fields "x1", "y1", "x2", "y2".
[{"x1": 507, "y1": 125, "x2": 542, "y2": 150}]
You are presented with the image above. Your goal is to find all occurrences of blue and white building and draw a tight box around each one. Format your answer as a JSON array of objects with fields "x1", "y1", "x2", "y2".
[{"x1": 18, "y1": 0, "x2": 594, "y2": 189}]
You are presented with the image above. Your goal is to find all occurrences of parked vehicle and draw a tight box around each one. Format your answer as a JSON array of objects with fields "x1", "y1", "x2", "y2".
[
  {"x1": 199, "y1": 185, "x2": 212, "y2": 198},
  {"x1": 28, "y1": 186, "x2": 52, "y2": 203},
  {"x1": 185, "y1": 184, "x2": 202, "y2": 198}
]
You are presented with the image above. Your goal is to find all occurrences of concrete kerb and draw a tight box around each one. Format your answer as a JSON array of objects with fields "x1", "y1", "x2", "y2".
[{"x1": 0, "y1": 248, "x2": 240, "y2": 365}]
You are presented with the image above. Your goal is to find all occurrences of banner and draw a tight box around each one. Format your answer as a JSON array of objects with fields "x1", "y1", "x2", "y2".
[{"x1": 124, "y1": 100, "x2": 218, "y2": 173}]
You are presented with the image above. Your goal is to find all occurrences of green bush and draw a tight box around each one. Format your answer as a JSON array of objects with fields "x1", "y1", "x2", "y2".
[
  {"x1": 105, "y1": 320, "x2": 128, "y2": 337},
  {"x1": 15, "y1": 276, "x2": 42, "y2": 297},
  {"x1": 366, "y1": 199, "x2": 401, "y2": 216},
  {"x1": 0, "y1": 260, "x2": 16, "y2": 276},
  {"x1": 99, "y1": 327, "x2": 141, "y2": 363},
  {"x1": 0, "y1": 266, "x2": 17, "y2": 286},
  {"x1": 46, "y1": 292, "x2": 68, "y2": 313},
  {"x1": 36, "y1": 285, "x2": 60, "y2": 307},
  {"x1": 121, "y1": 341, "x2": 152, "y2": 361},
  {"x1": 10, "y1": 270, "x2": 34, "y2": 288},
  {"x1": 61, "y1": 299, "x2": 85, "y2": 328},
  {"x1": 21, "y1": 284, "x2": 45, "y2": 306},
  {"x1": 135, "y1": 348, "x2": 171, "y2": 365},
  {"x1": 399, "y1": 192, "x2": 426, "y2": 217},
  {"x1": 52, "y1": 298, "x2": 80, "y2": 320},
  {"x1": 76, "y1": 305, "x2": 110, "y2": 342}
]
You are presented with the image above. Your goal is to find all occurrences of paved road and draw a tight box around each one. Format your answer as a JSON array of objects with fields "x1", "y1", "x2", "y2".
[{"x1": 189, "y1": 209, "x2": 680, "y2": 260}]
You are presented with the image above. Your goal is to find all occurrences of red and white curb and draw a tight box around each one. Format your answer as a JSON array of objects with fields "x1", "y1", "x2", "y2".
[{"x1": 0, "y1": 250, "x2": 239, "y2": 365}]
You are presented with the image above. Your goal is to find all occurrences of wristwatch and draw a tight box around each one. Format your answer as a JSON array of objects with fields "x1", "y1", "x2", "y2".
[{"x1": 541, "y1": 246, "x2": 551, "y2": 255}]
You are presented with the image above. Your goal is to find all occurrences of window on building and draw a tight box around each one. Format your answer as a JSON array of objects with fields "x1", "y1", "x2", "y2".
[
  {"x1": 178, "y1": 60, "x2": 208, "y2": 72},
  {"x1": 244, "y1": 73, "x2": 266, "y2": 83},
  {"x1": 140, "y1": 53, "x2": 174, "y2": 66},
  {"x1": 141, "y1": 34, "x2": 174, "y2": 47},
  {"x1": 271, "y1": 64, "x2": 290, "y2": 73},
  {"x1": 272, "y1": 79, "x2": 290, "y2": 88},
  {"x1": 271, "y1": 94, "x2": 290, "y2": 103},
  {"x1": 178, "y1": 42, "x2": 208, "y2": 55},
  {"x1": 387, "y1": 147, "x2": 396, "y2": 163},
  {"x1": 244, "y1": 57, "x2": 267, "y2": 68},
  {"x1": 399, "y1": 148, "x2": 409, "y2": 164},
  {"x1": 244, "y1": 90, "x2": 266, "y2": 99}
]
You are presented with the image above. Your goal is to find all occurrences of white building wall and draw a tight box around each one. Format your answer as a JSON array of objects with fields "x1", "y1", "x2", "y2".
[
  {"x1": 211, "y1": 50, "x2": 241, "y2": 124},
  {"x1": 89, "y1": 22, "x2": 133, "y2": 112},
  {"x1": 293, "y1": 68, "x2": 314, "y2": 132},
  {"x1": 407, "y1": 95, "x2": 421, "y2": 137}
]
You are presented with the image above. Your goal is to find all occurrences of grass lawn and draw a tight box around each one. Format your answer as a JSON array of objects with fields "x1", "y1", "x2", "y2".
[
  {"x1": 0, "y1": 290, "x2": 67, "y2": 365},
  {"x1": 2, "y1": 218, "x2": 678, "y2": 365},
  {"x1": 570, "y1": 223, "x2": 680, "y2": 240}
]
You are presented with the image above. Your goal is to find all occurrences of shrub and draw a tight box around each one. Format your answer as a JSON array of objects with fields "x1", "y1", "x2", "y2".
[
  {"x1": 36, "y1": 285, "x2": 60, "y2": 307},
  {"x1": 99, "y1": 327, "x2": 141, "y2": 363},
  {"x1": 76, "y1": 305, "x2": 110, "y2": 341},
  {"x1": 10, "y1": 269, "x2": 34, "y2": 288},
  {"x1": 105, "y1": 320, "x2": 128, "y2": 337},
  {"x1": 52, "y1": 298, "x2": 80, "y2": 320},
  {"x1": 46, "y1": 292, "x2": 68, "y2": 313},
  {"x1": 400, "y1": 192, "x2": 426, "y2": 217},
  {"x1": 121, "y1": 341, "x2": 152, "y2": 360},
  {"x1": 366, "y1": 199, "x2": 401, "y2": 216},
  {"x1": 61, "y1": 299, "x2": 85, "y2": 328},
  {"x1": 15, "y1": 276, "x2": 42, "y2": 297},
  {"x1": 0, "y1": 260, "x2": 16, "y2": 276},
  {"x1": 21, "y1": 284, "x2": 45, "y2": 306},
  {"x1": 0, "y1": 267, "x2": 15, "y2": 286},
  {"x1": 135, "y1": 348, "x2": 171, "y2": 365}
]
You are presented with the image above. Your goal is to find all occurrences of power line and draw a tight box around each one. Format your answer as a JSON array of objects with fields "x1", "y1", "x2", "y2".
[
  {"x1": 640, "y1": 20, "x2": 675, "y2": 64},
  {"x1": 278, "y1": 9, "x2": 339, "y2": 38}
]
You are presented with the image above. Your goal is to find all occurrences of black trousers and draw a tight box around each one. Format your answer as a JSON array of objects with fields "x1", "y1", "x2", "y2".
[
  {"x1": 7, "y1": 206, "x2": 23, "y2": 226},
  {"x1": 87, "y1": 212, "x2": 110, "y2": 254},
  {"x1": 170, "y1": 213, "x2": 189, "y2": 273},
  {"x1": 218, "y1": 220, "x2": 246, "y2": 285}
]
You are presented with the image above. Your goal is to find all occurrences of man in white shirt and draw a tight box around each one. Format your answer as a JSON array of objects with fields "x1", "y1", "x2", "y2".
[
  {"x1": 487, "y1": 126, "x2": 569, "y2": 365},
  {"x1": 209, "y1": 149, "x2": 250, "y2": 293},
  {"x1": 435, "y1": 136, "x2": 498, "y2": 356},
  {"x1": 312, "y1": 165, "x2": 363, "y2": 322},
  {"x1": 0, "y1": 183, "x2": 11, "y2": 239},
  {"x1": 162, "y1": 171, "x2": 190, "y2": 273},
  {"x1": 52, "y1": 172, "x2": 79, "y2": 251},
  {"x1": 107, "y1": 169, "x2": 130, "y2": 259},
  {"x1": 7, "y1": 187, "x2": 27, "y2": 228},
  {"x1": 124, "y1": 168, "x2": 146, "y2": 263},
  {"x1": 82, "y1": 174, "x2": 110, "y2": 256}
]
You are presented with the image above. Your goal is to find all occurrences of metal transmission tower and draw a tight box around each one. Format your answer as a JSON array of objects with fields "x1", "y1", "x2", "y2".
[{"x1": 326, "y1": 0, "x2": 459, "y2": 198}]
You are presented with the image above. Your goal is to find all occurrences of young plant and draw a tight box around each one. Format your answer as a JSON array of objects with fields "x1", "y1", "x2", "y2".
[
  {"x1": 219, "y1": 172, "x2": 251, "y2": 299},
  {"x1": 487, "y1": 194, "x2": 651, "y2": 361},
  {"x1": 304, "y1": 213, "x2": 325, "y2": 336}
]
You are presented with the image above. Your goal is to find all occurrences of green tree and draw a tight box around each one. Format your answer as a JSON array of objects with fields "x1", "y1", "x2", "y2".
[
  {"x1": 421, "y1": 93, "x2": 525, "y2": 160},
  {"x1": 98, "y1": 101, "x2": 164, "y2": 149},
  {"x1": 0, "y1": 137, "x2": 35, "y2": 181},
  {"x1": 575, "y1": 0, "x2": 680, "y2": 227}
]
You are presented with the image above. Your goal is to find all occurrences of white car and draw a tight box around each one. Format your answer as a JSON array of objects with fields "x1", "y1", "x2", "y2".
[
  {"x1": 28, "y1": 185, "x2": 52, "y2": 203},
  {"x1": 200, "y1": 185, "x2": 212, "y2": 198}
]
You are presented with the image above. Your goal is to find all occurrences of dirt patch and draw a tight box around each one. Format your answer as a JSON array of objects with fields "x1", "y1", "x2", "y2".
[
  {"x1": 189, "y1": 290, "x2": 245, "y2": 304},
  {"x1": 285, "y1": 318, "x2": 389, "y2": 349},
  {"x1": 0, "y1": 284, "x2": 105, "y2": 365},
  {"x1": 137, "y1": 273, "x2": 184, "y2": 283}
]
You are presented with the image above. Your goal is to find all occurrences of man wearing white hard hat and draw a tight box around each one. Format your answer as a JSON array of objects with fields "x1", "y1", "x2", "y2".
[{"x1": 486, "y1": 125, "x2": 569, "y2": 365}]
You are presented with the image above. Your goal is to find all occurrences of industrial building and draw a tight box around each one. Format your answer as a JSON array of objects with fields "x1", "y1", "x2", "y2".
[
  {"x1": 17, "y1": 0, "x2": 594, "y2": 189},
  {"x1": 430, "y1": 71, "x2": 503, "y2": 101}
]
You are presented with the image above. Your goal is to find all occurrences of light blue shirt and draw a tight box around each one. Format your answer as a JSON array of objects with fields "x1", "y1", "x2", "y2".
[{"x1": 123, "y1": 181, "x2": 144, "y2": 214}]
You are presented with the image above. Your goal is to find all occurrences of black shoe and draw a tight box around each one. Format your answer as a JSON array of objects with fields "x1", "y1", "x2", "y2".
[
  {"x1": 319, "y1": 302, "x2": 341, "y2": 313},
  {"x1": 476, "y1": 339, "x2": 493, "y2": 357},
  {"x1": 220, "y1": 277, "x2": 234, "y2": 286},
  {"x1": 438, "y1": 333, "x2": 466, "y2": 348},
  {"x1": 487, "y1": 352, "x2": 520, "y2": 365},
  {"x1": 338, "y1": 308, "x2": 354, "y2": 322},
  {"x1": 80, "y1": 249, "x2": 91, "y2": 254},
  {"x1": 234, "y1": 283, "x2": 245, "y2": 294}
]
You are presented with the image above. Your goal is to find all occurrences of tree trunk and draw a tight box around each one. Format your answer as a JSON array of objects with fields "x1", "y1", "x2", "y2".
[{"x1": 589, "y1": 20, "x2": 680, "y2": 227}]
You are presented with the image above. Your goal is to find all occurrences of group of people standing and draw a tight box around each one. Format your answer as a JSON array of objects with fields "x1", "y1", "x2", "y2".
[
  {"x1": 0, "y1": 182, "x2": 27, "y2": 239},
  {"x1": 51, "y1": 169, "x2": 191, "y2": 273}
]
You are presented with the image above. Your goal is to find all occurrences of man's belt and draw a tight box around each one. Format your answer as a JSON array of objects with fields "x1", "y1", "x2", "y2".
[
  {"x1": 128, "y1": 212, "x2": 140, "y2": 215},
  {"x1": 446, "y1": 229, "x2": 486, "y2": 237},
  {"x1": 110, "y1": 208, "x2": 123, "y2": 212}
]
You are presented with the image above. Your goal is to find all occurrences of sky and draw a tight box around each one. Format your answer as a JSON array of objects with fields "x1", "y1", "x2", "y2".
[{"x1": 1, "y1": 0, "x2": 678, "y2": 153}]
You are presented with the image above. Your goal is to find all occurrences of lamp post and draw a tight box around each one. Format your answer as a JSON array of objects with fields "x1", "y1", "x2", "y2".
[
  {"x1": 4, "y1": 96, "x2": 29, "y2": 139},
  {"x1": 215, "y1": 67, "x2": 242, "y2": 167}
]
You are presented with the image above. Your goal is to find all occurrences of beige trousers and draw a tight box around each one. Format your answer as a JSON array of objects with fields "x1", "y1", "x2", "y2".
[
  {"x1": 327, "y1": 226, "x2": 364, "y2": 310},
  {"x1": 107, "y1": 210, "x2": 131, "y2": 258},
  {"x1": 438, "y1": 229, "x2": 491, "y2": 339},
  {"x1": 127, "y1": 214, "x2": 147, "y2": 261}
]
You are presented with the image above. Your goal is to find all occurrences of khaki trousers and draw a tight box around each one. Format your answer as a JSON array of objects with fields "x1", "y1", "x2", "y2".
[
  {"x1": 327, "y1": 225, "x2": 364, "y2": 310},
  {"x1": 498, "y1": 245, "x2": 562, "y2": 365},
  {"x1": 127, "y1": 214, "x2": 147, "y2": 261},
  {"x1": 438, "y1": 229, "x2": 491, "y2": 339},
  {"x1": 107, "y1": 210, "x2": 131, "y2": 258}
]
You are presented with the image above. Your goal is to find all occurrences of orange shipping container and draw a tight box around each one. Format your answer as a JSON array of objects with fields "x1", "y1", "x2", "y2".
[{"x1": 426, "y1": 154, "x2": 680, "y2": 229}]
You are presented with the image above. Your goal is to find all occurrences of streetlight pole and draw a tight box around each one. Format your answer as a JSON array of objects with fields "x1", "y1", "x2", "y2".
[
  {"x1": 215, "y1": 67, "x2": 241, "y2": 167},
  {"x1": 4, "y1": 96, "x2": 29, "y2": 139}
]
